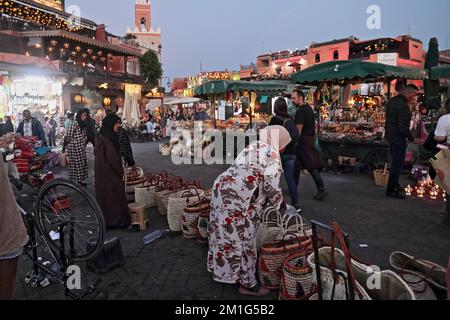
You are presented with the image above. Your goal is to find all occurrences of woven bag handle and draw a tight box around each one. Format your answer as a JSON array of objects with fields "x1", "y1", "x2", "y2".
[
  {"x1": 262, "y1": 206, "x2": 282, "y2": 226},
  {"x1": 330, "y1": 222, "x2": 363, "y2": 300},
  {"x1": 283, "y1": 214, "x2": 305, "y2": 236}
]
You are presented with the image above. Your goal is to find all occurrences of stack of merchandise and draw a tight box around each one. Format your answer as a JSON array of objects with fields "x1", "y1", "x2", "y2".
[{"x1": 12, "y1": 136, "x2": 54, "y2": 187}]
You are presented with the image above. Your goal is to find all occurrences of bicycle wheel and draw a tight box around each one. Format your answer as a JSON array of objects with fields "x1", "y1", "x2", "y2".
[{"x1": 34, "y1": 179, "x2": 105, "y2": 263}]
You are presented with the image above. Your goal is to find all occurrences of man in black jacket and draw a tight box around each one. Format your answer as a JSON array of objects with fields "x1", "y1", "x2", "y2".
[
  {"x1": 16, "y1": 110, "x2": 46, "y2": 145},
  {"x1": 384, "y1": 84, "x2": 419, "y2": 199}
]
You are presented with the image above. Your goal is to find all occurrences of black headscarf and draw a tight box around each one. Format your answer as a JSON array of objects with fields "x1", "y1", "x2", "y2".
[
  {"x1": 99, "y1": 113, "x2": 121, "y2": 151},
  {"x1": 76, "y1": 108, "x2": 90, "y2": 129}
]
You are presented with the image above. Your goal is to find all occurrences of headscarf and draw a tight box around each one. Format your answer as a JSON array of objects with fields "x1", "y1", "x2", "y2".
[
  {"x1": 259, "y1": 125, "x2": 292, "y2": 152},
  {"x1": 76, "y1": 108, "x2": 90, "y2": 129},
  {"x1": 99, "y1": 113, "x2": 121, "y2": 151}
]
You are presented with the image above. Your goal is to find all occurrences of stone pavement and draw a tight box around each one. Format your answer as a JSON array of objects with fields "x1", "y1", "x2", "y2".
[{"x1": 13, "y1": 141, "x2": 450, "y2": 300}]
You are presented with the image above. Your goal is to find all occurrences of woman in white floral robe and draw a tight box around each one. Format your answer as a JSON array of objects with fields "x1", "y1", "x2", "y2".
[{"x1": 207, "y1": 126, "x2": 292, "y2": 296}]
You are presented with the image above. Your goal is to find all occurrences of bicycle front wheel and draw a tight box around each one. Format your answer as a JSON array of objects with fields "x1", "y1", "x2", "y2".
[{"x1": 35, "y1": 179, "x2": 105, "y2": 263}]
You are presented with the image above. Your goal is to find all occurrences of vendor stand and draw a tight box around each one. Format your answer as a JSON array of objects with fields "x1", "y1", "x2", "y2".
[
  {"x1": 194, "y1": 80, "x2": 289, "y2": 130},
  {"x1": 291, "y1": 60, "x2": 428, "y2": 172}
]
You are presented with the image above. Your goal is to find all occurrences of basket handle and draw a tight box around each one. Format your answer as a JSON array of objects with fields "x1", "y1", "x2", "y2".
[
  {"x1": 283, "y1": 214, "x2": 305, "y2": 235},
  {"x1": 383, "y1": 163, "x2": 388, "y2": 175},
  {"x1": 262, "y1": 206, "x2": 282, "y2": 225}
]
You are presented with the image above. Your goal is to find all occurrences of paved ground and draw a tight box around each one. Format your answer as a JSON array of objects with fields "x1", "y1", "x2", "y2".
[{"x1": 13, "y1": 140, "x2": 450, "y2": 300}]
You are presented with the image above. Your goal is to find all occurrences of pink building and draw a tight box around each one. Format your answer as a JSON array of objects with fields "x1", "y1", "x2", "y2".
[{"x1": 127, "y1": 0, "x2": 162, "y2": 59}]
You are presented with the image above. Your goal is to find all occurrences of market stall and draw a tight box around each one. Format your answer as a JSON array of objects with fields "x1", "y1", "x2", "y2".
[
  {"x1": 195, "y1": 80, "x2": 290, "y2": 131},
  {"x1": 291, "y1": 60, "x2": 428, "y2": 171}
]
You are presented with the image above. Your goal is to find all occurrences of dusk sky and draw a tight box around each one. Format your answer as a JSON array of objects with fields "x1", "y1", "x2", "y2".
[{"x1": 66, "y1": 0, "x2": 450, "y2": 80}]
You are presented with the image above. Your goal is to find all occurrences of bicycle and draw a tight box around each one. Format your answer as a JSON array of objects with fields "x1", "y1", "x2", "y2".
[{"x1": 14, "y1": 178, "x2": 106, "y2": 300}]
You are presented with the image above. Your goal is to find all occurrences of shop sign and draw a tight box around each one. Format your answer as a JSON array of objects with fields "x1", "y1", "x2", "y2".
[
  {"x1": 377, "y1": 53, "x2": 398, "y2": 66},
  {"x1": 31, "y1": 0, "x2": 65, "y2": 11}
]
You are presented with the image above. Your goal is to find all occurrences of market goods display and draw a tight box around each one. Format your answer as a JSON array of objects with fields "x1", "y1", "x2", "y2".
[
  {"x1": 307, "y1": 222, "x2": 415, "y2": 300},
  {"x1": 256, "y1": 206, "x2": 283, "y2": 250},
  {"x1": 135, "y1": 176, "x2": 158, "y2": 209},
  {"x1": 125, "y1": 167, "x2": 145, "y2": 202},
  {"x1": 258, "y1": 234, "x2": 312, "y2": 290}
]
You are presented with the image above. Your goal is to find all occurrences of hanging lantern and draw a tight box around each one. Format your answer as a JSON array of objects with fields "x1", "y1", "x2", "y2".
[
  {"x1": 74, "y1": 95, "x2": 83, "y2": 103},
  {"x1": 75, "y1": 46, "x2": 81, "y2": 52},
  {"x1": 50, "y1": 39, "x2": 58, "y2": 46},
  {"x1": 59, "y1": 48, "x2": 65, "y2": 53},
  {"x1": 87, "y1": 48, "x2": 93, "y2": 54},
  {"x1": 100, "y1": 57, "x2": 106, "y2": 62},
  {"x1": 107, "y1": 53, "x2": 114, "y2": 58},
  {"x1": 97, "y1": 51, "x2": 103, "y2": 56},
  {"x1": 82, "y1": 53, "x2": 88, "y2": 58},
  {"x1": 47, "y1": 47, "x2": 53, "y2": 52},
  {"x1": 64, "y1": 43, "x2": 70, "y2": 49},
  {"x1": 103, "y1": 97, "x2": 111, "y2": 107},
  {"x1": 91, "y1": 56, "x2": 97, "y2": 61},
  {"x1": 71, "y1": 51, "x2": 77, "y2": 56}
]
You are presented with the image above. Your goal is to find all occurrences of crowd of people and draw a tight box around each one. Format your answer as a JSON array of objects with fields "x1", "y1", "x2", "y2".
[{"x1": 1, "y1": 87, "x2": 449, "y2": 300}]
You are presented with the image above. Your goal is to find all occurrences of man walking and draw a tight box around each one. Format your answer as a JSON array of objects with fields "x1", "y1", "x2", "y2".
[
  {"x1": 292, "y1": 90, "x2": 328, "y2": 201},
  {"x1": 384, "y1": 84, "x2": 419, "y2": 199},
  {"x1": 16, "y1": 110, "x2": 46, "y2": 146}
]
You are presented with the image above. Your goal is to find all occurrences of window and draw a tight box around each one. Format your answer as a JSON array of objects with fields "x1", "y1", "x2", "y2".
[
  {"x1": 140, "y1": 17, "x2": 146, "y2": 30},
  {"x1": 333, "y1": 50, "x2": 339, "y2": 60},
  {"x1": 315, "y1": 53, "x2": 321, "y2": 63}
]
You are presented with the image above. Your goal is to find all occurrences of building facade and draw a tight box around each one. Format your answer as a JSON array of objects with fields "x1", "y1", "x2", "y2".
[{"x1": 127, "y1": 0, "x2": 162, "y2": 58}]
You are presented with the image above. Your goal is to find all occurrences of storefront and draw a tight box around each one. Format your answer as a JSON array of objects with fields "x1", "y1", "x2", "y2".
[
  {"x1": 291, "y1": 60, "x2": 428, "y2": 171},
  {"x1": 0, "y1": 62, "x2": 66, "y2": 122}
]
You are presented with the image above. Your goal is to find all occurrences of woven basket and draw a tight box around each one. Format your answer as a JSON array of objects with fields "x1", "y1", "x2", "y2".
[
  {"x1": 182, "y1": 199, "x2": 210, "y2": 239},
  {"x1": 135, "y1": 185, "x2": 156, "y2": 209},
  {"x1": 167, "y1": 188, "x2": 205, "y2": 232},
  {"x1": 155, "y1": 189, "x2": 171, "y2": 215},
  {"x1": 197, "y1": 211, "x2": 210, "y2": 244},
  {"x1": 256, "y1": 206, "x2": 283, "y2": 250},
  {"x1": 374, "y1": 164, "x2": 390, "y2": 187},
  {"x1": 258, "y1": 235, "x2": 312, "y2": 290},
  {"x1": 279, "y1": 251, "x2": 315, "y2": 300}
]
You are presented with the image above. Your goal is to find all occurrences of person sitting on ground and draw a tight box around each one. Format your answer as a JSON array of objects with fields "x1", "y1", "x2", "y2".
[
  {"x1": 95, "y1": 114, "x2": 131, "y2": 229},
  {"x1": 208, "y1": 125, "x2": 290, "y2": 297}
]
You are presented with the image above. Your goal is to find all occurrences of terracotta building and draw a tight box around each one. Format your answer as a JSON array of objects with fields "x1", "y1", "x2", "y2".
[{"x1": 127, "y1": 0, "x2": 162, "y2": 59}]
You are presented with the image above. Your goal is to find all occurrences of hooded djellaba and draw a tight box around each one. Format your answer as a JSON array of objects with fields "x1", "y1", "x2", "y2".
[{"x1": 95, "y1": 113, "x2": 131, "y2": 229}]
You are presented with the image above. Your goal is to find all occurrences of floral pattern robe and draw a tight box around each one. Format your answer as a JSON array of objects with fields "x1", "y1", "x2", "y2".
[{"x1": 207, "y1": 141, "x2": 284, "y2": 288}]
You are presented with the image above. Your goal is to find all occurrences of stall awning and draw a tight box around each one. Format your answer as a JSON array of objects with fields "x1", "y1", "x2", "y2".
[
  {"x1": 195, "y1": 80, "x2": 289, "y2": 96},
  {"x1": 431, "y1": 65, "x2": 450, "y2": 80},
  {"x1": 291, "y1": 60, "x2": 428, "y2": 85},
  {"x1": 20, "y1": 30, "x2": 142, "y2": 57},
  {"x1": 163, "y1": 97, "x2": 201, "y2": 105}
]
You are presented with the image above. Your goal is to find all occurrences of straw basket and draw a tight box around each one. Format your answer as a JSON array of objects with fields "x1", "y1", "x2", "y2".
[
  {"x1": 256, "y1": 206, "x2": 283, "y2": 250},
  {"x1": 374, "y1": 164, "x2": 390, "y2": 187},
  {"x1": 167, "y1": 188, "x2": 205, "y2": 232},
  {"x1": 135, "y1": 184, "x2": 156, "y2": 209},
  {"x1": 258, "y1": 235, "x2": 312, "y2": 290},
  {"x1": 279, "y1": 251, "x2": 315, "y2": 300},
  {"x1": 183, "y1": 200, "x2": 210, "y2": 239}
]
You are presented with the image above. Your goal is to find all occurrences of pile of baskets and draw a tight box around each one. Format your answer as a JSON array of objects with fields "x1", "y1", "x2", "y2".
[
  {"x1": 125, "y1": 167, "x2": 145, "y2": 202},
  {"x1": 256, "y1": 206, "x2": 316, "y2": 300}
]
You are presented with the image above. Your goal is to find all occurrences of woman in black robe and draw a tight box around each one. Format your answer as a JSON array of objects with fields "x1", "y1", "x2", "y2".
[{"x1": 95, "y1": 114, "x2": 131, "y2": 229}]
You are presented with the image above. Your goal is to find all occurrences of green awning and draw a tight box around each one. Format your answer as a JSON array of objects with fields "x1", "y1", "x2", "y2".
[
  {"x1": 291, "y1": 60, "x2": 428, "y2": 85},
  {"x1": 195, "y1": 80, "x2": 289, "y2": 96},
  {"x1": 430, "y1": 65, "x2": 450, "y2": 80}
]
